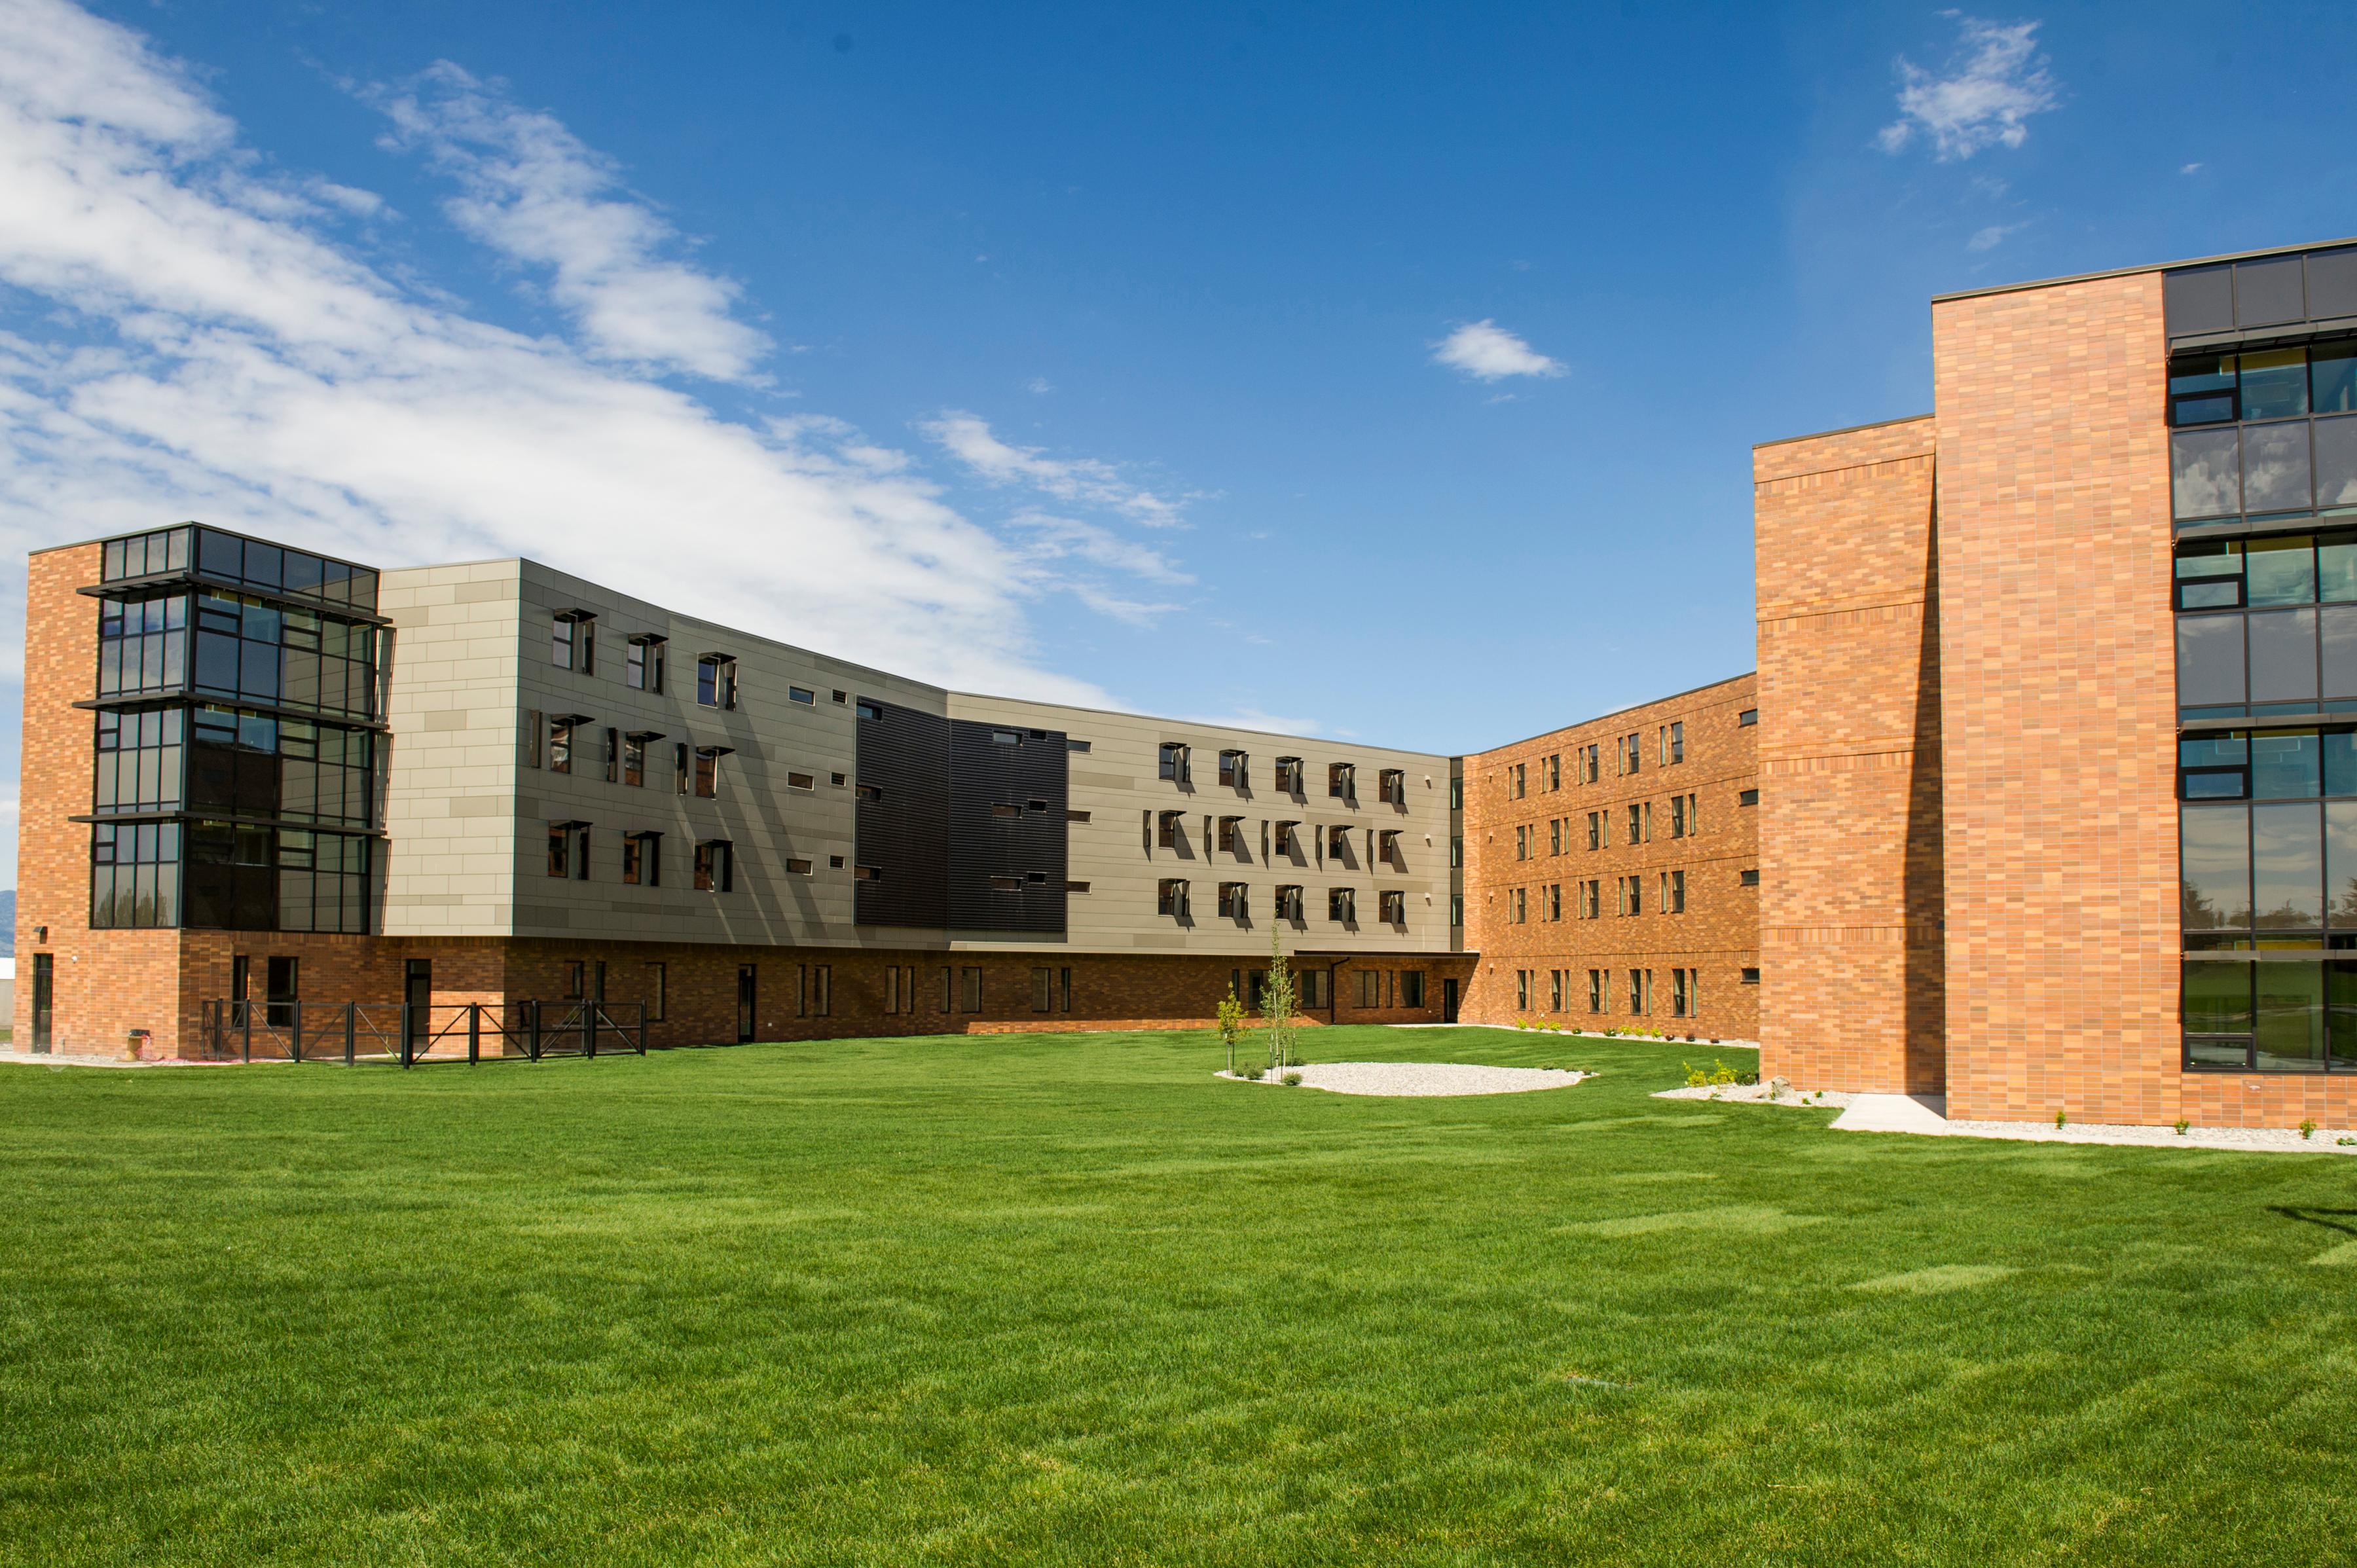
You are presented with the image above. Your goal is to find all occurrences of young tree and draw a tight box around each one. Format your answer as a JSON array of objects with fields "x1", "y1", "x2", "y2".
[
  {"x1": 1262, "y1": 927, "x2": 1296, "y2": 1072},
  {"x1": 1215, "y1": 984, "x2": 1245, "y2": 1074}
]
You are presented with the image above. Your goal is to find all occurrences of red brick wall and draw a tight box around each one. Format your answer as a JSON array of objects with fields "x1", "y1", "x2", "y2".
[
  {"x1": 1461, "y1": 675, "x2": 1759, "y2": 1041},
  {"x1": 1932, "y1": 272, "x2": 2229, "y2": 1125},
  {"x1": 1753, "y1": 417, "x2": 1945, "y2": 1093}
]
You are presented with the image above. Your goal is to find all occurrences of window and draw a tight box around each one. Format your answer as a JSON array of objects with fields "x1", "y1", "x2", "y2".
[
  {"x1": 1582, "y1": 879, "x2": 1601, "y2": 919},
  {"x1": 1298, "y1": 970, "x2": 1327, "y2": 1009},
  {"x1": 553, "y1": 611, "x2": 594, "y2": 673},
  {"x1": 695, "y1": 747, "x2": 725, "y2": 799},
  {"x1": 1546, "y1": 883, "x2": 1562, "y2": 921},
  {"x1": 785, "y1": 857, "x2": 813, "y2": 874},
  {"x1": 694, "y1": 839, "x2": 733, "y2": 892},
  {"x1": 1276, "y1": 756, "x2": 1304, "y2": 793},
  {"x1": 1218, "y1": 881, "x2": 1249, "y2": 919},
  {"x1": 811, "y1": 964, "x2": 831, "y2": 1018},
  {"x1": 547, "y1": 821, "x2": 589, "y2": 880},
  {"x1": 1624, "y1": 733, "x2": 1641, "y2": 774},
  {"x1": 1328, "y1": 761, "x2": 1354, "y2": 799},
  {"x1": 1378, "y1": 829, "x2": 1400, "y2": 864},
  {"x1": 1742, "y1": 968, "x2": 1761, "y2": 985},
  {"x1": 1379, "y1": 888, "x2": 1406, "y2": 924},
  {"x1": 1068, "y1": 880, "x2": 1090, "y2": 892},
  {"x1": 857, "y1": 700, "x2": 883, "y2": 721},
  {"x1": 1516, "y1": 970, "x2": 1531, "y2": 1011},
  {"x1": 603, "y1": 727, "x2": 619, "y2": 784},
  {"x1": 696, "y1": 655, "x2": 737, "y2": 710},
  {"x1": 1448, "y1": 894, "x2": 1463, "y2": 927},
  {"x1": 1510, "y1": 887, "x2": 1527, "y2": 924},
  {"x1": 1508, "y1": 762, "x2": 1526, "y2": 799},
  {"x1": 1629, "y1": 968, "x2": 1649, "y2": 1015},
  {"x1": 565, "y1": 960, "x2": 585, "y2": 999},
  {"x1": 789, "y1": 685, "x2": 815, "y2": 705},
  {"x1": 1671, "y1": 794, "x2": 1686, "y2": 838},
  {"x1": 645, "y1": 961, "x2": 666, "y2": 1022},
  {"x1": 1548, "y1": 969, "x2": 1563, "y2": 1013},
  {"x1": 830, "y1": 855, "x2": 843, "y2": 868},
  {"x1": 1448, "y1": 835, "x2": 1462, "y2": 867},
  {"x1": 993, "y1": 730, "x2": 1020, "y2": 746},
  {"x1": 674, "y1": 742, "x2": 689, "y2": 795},
  {"x1": 1379, "y1": 767, "x2": 1405, "y2": 804},
  {"x1": 1217, "y1": 816, "x2": 1242, "y2": 852},
  {"x1": 989, "y1": 875, "x2": 1021, "y2": 892},
  {"x1": 957, "y1": 967, "x2": 982, "y2": 1012},
  {"x1": 1587, "y1": 811, "x2": 1601, "y2": 850},
  {"x1": 1355, "y1": 969, "x2": 1383, "y2": 1010},
  {"x1": 1158, "y1": 878, "x2": 1190, "y2": 917},
  {"x1": 1672, "y1": 968, "x2": 1691, "y2": 1019},
  {"x1": 1327, "y1": 824, "x2": 1351, "y2": 861},
  {"x1": 1068, "y1": 809, "x2": 1091, "y2": 823},
  {"x1": 1031, "y1": 966, "x2": 1069, "y2": 1014},
  {"x1": 1740, "y1": 868, "x2": 1760, "y2": 887},
  {"x1": 1543, "y1": 754, "x2": 1560, "y2": 792},
  {"x1": 1738, "y1": 709, "x2": 1758, "y2": 727},
  {"x1": 1627, "y1": 803, "x2": 1643, "y2": 843},
  {"x1": 1448, "y1": 775, "x2": 1463, "y2": 809},
  {"x1": 1514, "y1": 824, "x2": 1529, "y2": 861},
  {"x1": 853, "y1": 864, "x2": 881, "y2": 881},
  {"x1": 625, "y1": 634, "x2": 665, "y2": 693},
  {"x1": 1587, "y1": 970, "x2": 1605, "y2": 1012},
  {"x1": 1158, "y1": 810, "x2": 1182, "y2": 848},
  {"x1": 1402, "y1": 971, "x2": 1425, "y2": 1008},
  {"x1": 1328, "y1": 886, "x2": 1356, "y2": 923},
  {"x1": 1666, "y1": 869, "x2": 1685, "y2": 913},
  {"x1": 1668, "y1": 721, "x2": 1684, "y2": 764},
  {"x1": 1160, "y1": 742, "x2": 1190, "y2": 782},
  {"x1": 1739, "y1": 788, "x2": 1760, "y2": 807},
  {"x1": 549, "y1": 717, "x2": 576, "y2": 775},
  {"x1": 1619, "y1": 875, "x2": 1641, "y2": 917},
  {"x1": 1275, "y1": 884, "x2": 1304, "y2": 921},
  {"x1": 786, "y1": 771, "x2": 814, "y2": 791},
  {"x1": 1067, "y1": 738, "x2": 1091, "y2": 753},
  {"x1": 1548, "y1": 818, "x2": 1562, "y2": 856},
  {"x1": 1219, "y1": 749, "x2": 1248, "y2": 787},
  {"x1": 1580, "y1": 744, "x2": 1599, "y2": 783},
  {"x1": 622, "y1": 832, "x2": 661, "y2": 886},
  {"x1": 624, "y1": 733, "x2": 654, "y2": 788}
]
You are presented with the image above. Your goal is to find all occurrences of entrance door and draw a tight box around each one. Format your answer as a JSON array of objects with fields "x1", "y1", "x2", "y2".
[
  {"x1": 1442, "y1": 977, "x2": 1459, "y2": 1024},
  {"x1": 266, "y1": 957, "x2": 299, "y2": 1029},
  {"x1": 30, "y1": 954, "x2": 52, "y2": 1054},
  {"x1": 405, "y1": 958, "x2": 431, "y2": 1049},
  {"x1": 737, "y1": 965, "x2": 757, "y2": 1044}
]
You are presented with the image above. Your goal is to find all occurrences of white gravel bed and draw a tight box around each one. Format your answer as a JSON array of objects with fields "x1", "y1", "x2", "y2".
[
  {"x1": 1216, "y1": 1062, "x2": 1592, "y2": 1097},
  {"x1": 1393, "y1": 1024, "x2": 1761, "y2": 1048},
  {"x1": 1886, "y1": 1114, "x2": 2357, "y2": 1155},
  {"x1": 1654, "y1": 1083, "x2": 1854, "y2": 1109}
]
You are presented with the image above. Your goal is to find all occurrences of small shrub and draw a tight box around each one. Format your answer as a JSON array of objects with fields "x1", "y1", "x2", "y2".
[
  {"x1": 1738, "y1": 1072, "x2": 1759, "y2": 1086},
  {"x1": 2175, "y1": 1118, "x2": 2190, "y2": 1136},
  {"x1": 1242, "y1": 1065, "x2": 1265, "y2": 1082},
  {"x1": 2054, "y1": 1109, "x2": 2068, "y2": 1129},
  {"x1": 2339, "y1": 1136, "x2": 2355, "y2": 1147},
  {"x1": 1603, "y1": 1027, "x2": 1618, "y2": 1038},
  {"x1": 1514, "y1": 1017, "x2": 1529, "y2": 1030},
  {"x1": 1684, "y1": 1063, "x2": 1709, "y2": 1088},
  {"x1": 1282, "y1": 1072, "x2": 1303, "y2": 1087},
  {"x1": 2301, "y1": 1119, "x2": 2317, "y2": 1140},
  {"x1": 1708, "y1": 1061, "x2": 1738, "y2": 1085}
]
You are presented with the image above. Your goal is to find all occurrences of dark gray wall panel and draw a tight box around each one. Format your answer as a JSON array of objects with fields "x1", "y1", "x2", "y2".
[
  {"x1": 947, "y1": 720, "x2": 1068, "y2": 934},
  {"x1": 2165, "y1": 264, "x2": 2234, "y2": 337},
  {"x1": 852, "y1": 699, "x2": 951, "y2": 929}
]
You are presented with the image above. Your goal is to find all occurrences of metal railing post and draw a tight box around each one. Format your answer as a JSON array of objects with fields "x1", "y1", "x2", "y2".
[
  {"x1": 528, "y1": 1000, "x2": 541, "y2": 1062},
  {"x1": 467, "y1": 1003, "x2": 480, "y2": 1065},
  {"x1": 583, "y1": 1002, "x2": 595, "y2": 1058},
  {"x1": 242, "y1": 1000, "x2": 251, "y2": 1064},
  {"x1": 291, "y1": 999, "x2": 304, "y2": 1063},
  {"x1": 399, "y1": 1002, "x2": 412, "y2": 1068},
  {"x1": 636, "y1": 1002, "x2": 647, "y2": 1055},
  {"x1": 345, "y1": 1001, "x2": 356, "y2": 1066}
]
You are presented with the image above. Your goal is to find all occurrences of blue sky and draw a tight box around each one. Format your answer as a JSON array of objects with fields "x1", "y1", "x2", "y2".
[{"x1": 3, "y1": 1, "x2": 2357, "y2": 886}]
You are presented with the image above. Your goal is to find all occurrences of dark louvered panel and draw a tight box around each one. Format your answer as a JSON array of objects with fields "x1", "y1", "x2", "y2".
[
  {"x1": 946, "y1": 720, "x2": 1069, "y2": 934},
  {"x1": 852, "y1": 699, "x2": 950, "y2": 929}
]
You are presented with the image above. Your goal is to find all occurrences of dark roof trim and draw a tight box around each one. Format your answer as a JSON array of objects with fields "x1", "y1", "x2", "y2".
[
  {"x1": 1930, "y1": 234, "x2": 2357, "y2": 305},
  {"x1": 1752, "y1": 412, "x2": 1935, "y2": 452}
]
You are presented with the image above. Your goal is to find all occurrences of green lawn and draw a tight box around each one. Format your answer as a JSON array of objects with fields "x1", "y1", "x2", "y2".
[{"x1": 1, "y1": 1027, "x2": 2352, "y2": 1566}]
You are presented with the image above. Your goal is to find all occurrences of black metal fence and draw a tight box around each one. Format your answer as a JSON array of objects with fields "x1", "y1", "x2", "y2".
[{"x1": 198, "y1": 1000, "x2": 648, "y2": 1067}]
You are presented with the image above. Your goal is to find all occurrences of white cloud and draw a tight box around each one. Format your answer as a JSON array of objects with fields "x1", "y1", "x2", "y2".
[
  {"x1": 1967, "y1": 222, "x2": 2025, "y2": 252},
  {"x1": 1877, "y1": 16, "x2": 2058, "y2": 160},
  {"x1": 0, "y1": 0, "x2": 1191, "y2": 705},
  {"x1": 1431, "y1": 319, "x2": 1563, "y2": 382},
  {"x1": 370, "y1": 62, "x2": 769, "y2": 382},
  {"x1": 923, "y1": 410, "x2": 1187, "y2": 526},
  {"x1": 2181, "y1": 162, "x2": 2203, "y2": 175}
]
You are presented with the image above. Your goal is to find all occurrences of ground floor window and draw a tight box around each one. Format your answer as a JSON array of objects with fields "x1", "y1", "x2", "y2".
[
  {"x1": 1031, "y1": 966, "x2": 1074, "y2": 1013},
  {"x1": 1402, "y1": 970, "x2": 1425, "y2": 1008},
  {"x1": 2183, "y1": 957, "x2": 2357, "y2": 1072}
]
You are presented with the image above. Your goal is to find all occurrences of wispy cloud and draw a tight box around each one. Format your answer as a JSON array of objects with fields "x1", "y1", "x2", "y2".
[
  {"x1": 2181, "y1": 161, "x2": 2203, "y2": 175},
  {"x1": 0, "y1": 0, "x2": 1188, "y2": 702},
  {"x1": 923, "y1": 410, "x2": 1187, "y2": 525},
  {"x1": 1967, "y1": 221, "x2": 2026, "y2": 252},
  {"x1": 370, "y1": 62, "x2": 769, "y2": 382},
  {"x1": 1876, "y1": 16, "x2": 2059, "y2": 160},
  {"x1": 1431, "y1": 319, "x2": 1563, "y2": 382}
]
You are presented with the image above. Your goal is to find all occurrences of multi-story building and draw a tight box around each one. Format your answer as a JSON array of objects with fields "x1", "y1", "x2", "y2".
[
  {"x1": 14, "y1": 531, "x2": 1470, "y2": 1057},
  {"x1": 1458, "y1": 676, "x2": 1759, "y2": 1040},
  {"x1": 18, "y1": 235, "x2": 2357, "y2": 1130}
]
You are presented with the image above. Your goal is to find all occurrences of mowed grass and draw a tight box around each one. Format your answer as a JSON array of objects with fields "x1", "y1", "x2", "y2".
[{"x1": 1, "y1": 1028, "x2": 2354, "y2": 1566}]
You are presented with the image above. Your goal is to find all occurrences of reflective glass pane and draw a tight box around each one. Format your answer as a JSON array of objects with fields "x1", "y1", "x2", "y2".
[
  {"x1": 2321, "y1": 535, "x2": 2357, "y2": 600},
  {"x1": 2176, "y1": 538, "x2": 2242, "y2": 579},
  {"x1": 2331, "y1": 962, "x2": 2357, "y2": 1067},
  {"x1": 2254, "y1": 961, "x2": 2327, "y2": 1069},
  {"x1": 2314, "y1": 342, "x2": 2357, "y2": 415},
  {"x1": 2329, "y1": 803, "x2": 2357, "y2": 924},
  {"x1": 2254, "y1": 801, "x2": 2324, "y2": 927},
  {"x1": 2182, "y1": 735, "x2": 2249, "y2": 769},
  {"x1": 2330, "y1": 732, "x2": 2357, "y2": 796},
  {"x1": 2170, "y1": 352, "x2": 2238, "y2": 424},
  {"x1": 2251, "y1": 731, "x2": 2320, "y2": 797},
  {"x1": 2182, "y1": 803, "x2": 2252, "y2": 930},
  {"x1": 2183, "y1": 960, "x2": 2253, "y2": 1032},
  {"x1": 2240, "y1": 348, "x2": 2311, "y2": 420},
  {"x1": 2323, "y1": 607, "x2": 2357, "y2": 701},
  {"x1": 2244, "y1": 536, "x2": 2316, "y2": 604},
  {"x1": 2176, "y1": 615, "x2": 2246, "y2": 706},
  {"x1": 2243, "y1": 422, "x2": 2314, "y2": 513},
  {"x1": 2172, "y1": 428, "x2": 2242, "y2": 519},
  {"x1": 2315, "y1": 416, "x2": 2357, "y2": 510},
  {"x1": 2248, "y1": 609, "x2": 2318, "y2": 702}
]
